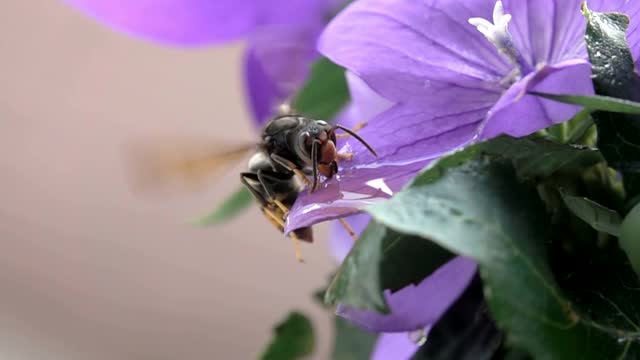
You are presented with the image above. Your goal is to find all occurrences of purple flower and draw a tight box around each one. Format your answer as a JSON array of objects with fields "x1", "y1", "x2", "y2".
[
  {"x1": 625, "y1": 6, "x2": 640, "y2": 70},
  {"x1": 285, "y1": 0, "x2": 640, "y2": 233},
  {"x1": 64, "y1": 0, "x2": 339, "y2": 126},
  {"x1": 244, "y1": 25, "x2": 321, "y2": 125},
  {"x1": 337, "y1": 256, "x2": 476, "y2": 332},
  {"x1": 64, "y1": 0, "x2": 327, "y2": 45},
  {"x1": 330, "y1": 215, "x2": 477, "y2": 359}
]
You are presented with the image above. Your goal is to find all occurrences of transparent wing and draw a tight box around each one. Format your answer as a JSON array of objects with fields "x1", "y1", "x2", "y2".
[{"x1": 126, "y1": 139, "x2": 256, "y2": 192}]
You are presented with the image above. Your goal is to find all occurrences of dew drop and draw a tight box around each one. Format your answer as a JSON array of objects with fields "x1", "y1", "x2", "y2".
[{"x1": 408, "y1": 327, "x2": 428, "y2": 346}]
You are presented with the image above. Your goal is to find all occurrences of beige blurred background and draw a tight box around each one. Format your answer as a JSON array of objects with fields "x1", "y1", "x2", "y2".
[{"x1": 0, "y1": 1, "x2": 337, "y2": 359}]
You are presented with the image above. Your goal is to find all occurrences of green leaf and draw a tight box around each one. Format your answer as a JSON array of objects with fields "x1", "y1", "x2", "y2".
[
  {"x1": 561, "y1": 193, "x2": 623, "y2": 237},
  {"x1": 331, "y1": 316, "x2": 377, "y2": 360},
  {"x1": 365, "y1": 149, "x2": 640, "y2": 359},
  {"x1": 530, "y1": 93, "x2": 640, "y2": 115},
  {"x1": 260, "y1": 312, "x2": 315, "y2": 360},
  {"x1": 620, "y1": 202, "x2": 640, "y2": 276},
  {"x1": 293, "y1": 57, "x2": 349, "y2": 120},
  {"x1": 546, "y1": 108, "x2": 594, "y2": 144},
  {"x1": 480, "y1": 135, "x2": 604, "y2": 180},
  {"x1": 189, "y1": 186, "x2": 253, "y2": 226},
  {"x1": 550, "y1": 240, "x2": 640, "y2": 359},
  {"x1": 325, "y1": 136, "x2": 604, "y2": 312},
  {"x1": 582, "y1": 4, "x2": 640, "y2": 194},
  {"x1": 324, "y1": 221, "x2": 453, "y2": 311},
  {"x1": 582, "y1": 4, "x2": 640, "y2": 100}
]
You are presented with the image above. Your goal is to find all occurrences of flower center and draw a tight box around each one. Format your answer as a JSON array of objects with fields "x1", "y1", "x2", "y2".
[{"x1": 468, "y1": 1, "x2": 533, "y2": 78}]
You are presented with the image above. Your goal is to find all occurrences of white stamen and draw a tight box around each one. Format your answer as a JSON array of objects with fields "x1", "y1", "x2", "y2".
[
  {"x1": 468, "y1": 1, "x2": 531, "y2": 75},
  {"x1": 468, "y1": 1, "x2": 512, "y2": 51},
  {"x1": 492, "y1": 0, "x2": 506, "y2": 25}
]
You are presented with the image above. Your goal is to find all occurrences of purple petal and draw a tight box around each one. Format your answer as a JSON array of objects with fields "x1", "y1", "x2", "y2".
[
  {"x1": 504, "y1": 0, "x2": 580, "y2": 64},
  {"x1": 286, "y1": 159, "x2": 424, "y2": 232},
  {"x1": 620, "y1": 1, "x2": 640, "y2": 68},
  {"x1": 244, "y1": 25, "x2": 320, "y2": 126},
  {"x1": 480, "y1": 59, "x2": 594, "y2": 138},
  {"x1": 285, "y1": 103, "x2": 484, "y2": 232},
  {"x1": 319, "y1": 0, "x2": 619, "y2": 109},
  {"x1": 371, "y1": 332, "x2": 420, "y2": 360},
  {"x1": 329, "y1": 213, "x2": 371, "y2": 263},
  {"x1": 64, "y1": 0, "x2": 327, "y2": 45},
  {"x1": 337, "y1": 256, "x2": 477, "y2": 332},
  {"x1": 289, "y1": 1, "x2": 613, "y2": 233},
  {"x1": 504, "y1": 0, "x2": 631, "y2": 65},
  {"x1": 340, "y1": 72, "x2": 394, "y2": 129},
  {"x1": 286, "y1": 84, "x2": 489, "y2": 231},
  {"x1": 287, "y1": 72, "x2": 487, "y2": 232},
  {"x1": 318, "y1": 0, "x2": 510, "y2": 105}
]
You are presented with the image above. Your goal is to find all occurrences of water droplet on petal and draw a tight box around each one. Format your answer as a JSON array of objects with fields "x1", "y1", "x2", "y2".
[{"x1": 408, "y1": 327, "x2": 429, "y2": 346}]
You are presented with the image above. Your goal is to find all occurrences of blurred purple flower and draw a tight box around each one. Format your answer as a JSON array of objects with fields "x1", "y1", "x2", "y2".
[
  {"x1": 330, "y1": 214, "x2": 477, "y2": 359},
  {"x1": 64, "y1": 0, "x2": 327, "y2": 45},
  {"x1": 244, "y1": 25, "x2": 321, "y2": 124},
  {"x1": 285, "y1": 0, "x2": 640, "y2": 233},
  {"x1": 64, "y1": 0, "x2": 341, "y2": 126}
]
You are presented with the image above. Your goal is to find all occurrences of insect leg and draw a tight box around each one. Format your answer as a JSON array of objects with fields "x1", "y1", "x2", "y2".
[
  {"x1": 352, "y1": 122, "x2": 366, "y2": 132},
  {"x1": 334, "y1": 124, "x2": 378, "y2": 157},
  {"x1": 256, "y1": 170, "x2": 293, "y2": 211},
  {"x1": 270, "y1": 154, "x2": 313, "y2": 187},
  {"x1": 335, "y1": 122, "x2": 366, "y2": 138},
  {"x1": 262, "y1": 207, "x2": 304, "y2": 263},
  {"x1": 261, "y1": 206, "x2": 285, "y2": 232},
  {"x1": 269, "y1": 153, "x2": 298, "y2": 173},
  {"x1": 254, "y1": 169, "x2": 295, "y2": 214},
  {"x1": 337, "y1": 153, "x2": 354, "y2": 161},
  {"x1": 272, "y1": 200, "x2": 289, "y2": 215},
  {"x1": 262, "y1": 205, "x2": 286, "y2": 228},
  {"x1": 289, "y1": 231, "x2": 305, "y2": 263},
  {"x1": 337, "y1": 218, "x2": 358, "y2": 242},
  {"x1": 255, "y1": 170, "x2": 277, "y2": 201},
  {"x1": 240, "y1": 172, "x2": 268, "y2": 206}
]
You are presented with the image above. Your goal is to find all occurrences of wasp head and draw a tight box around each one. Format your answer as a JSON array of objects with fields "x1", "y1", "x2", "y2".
[{"x1": 296, "y1": 120, "x2": 339, "y2": 180}]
